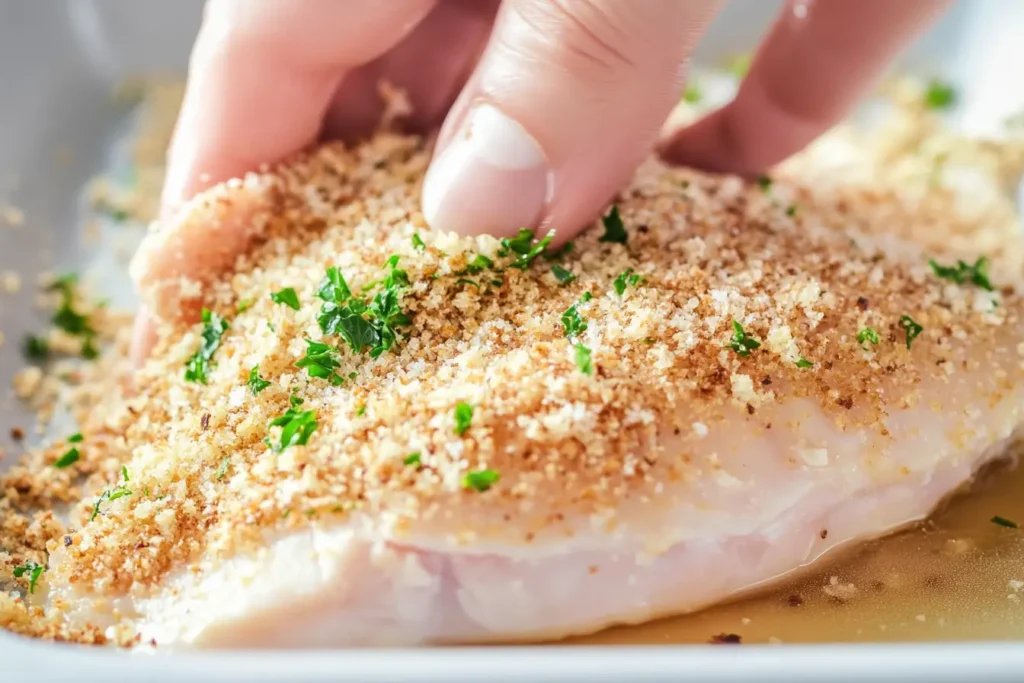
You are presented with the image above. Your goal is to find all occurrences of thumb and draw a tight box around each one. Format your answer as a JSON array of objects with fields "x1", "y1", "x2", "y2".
[{"x1": 422, "y1": 0, "x2": 720, "y2": 240}]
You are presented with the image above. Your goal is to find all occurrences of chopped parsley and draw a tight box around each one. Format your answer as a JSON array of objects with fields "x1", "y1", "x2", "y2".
[
  {"x1": 756, "y1": 175, "x2": 772, "y2": 192},
  {"x1": 295, "y1": 339, "x2": 344, "y2": 385},
  {"x1": 727, "y1": 319, "x2": 761, "y2": 357},
  {"x1": 81, "y1": 337, "x2": 99, "y2": 360},
  {"x1": 455, "y1": 278, "x2": 479, "y2": 289},
  {"x1": 462, "y1": 469, "x2": 500, "y2": 492},
  {"x1": 246, "y1": 365, "x2": 272, "y2": 395},
  {"x1": 599, "y1": 206, "x2": 628, "y2": 244},
  {"x1": 453, "y1": 401, "x2": 474, "y2": 436},
  {"x1": 12, "y1": 560, "x2": 44, "y2": 594},
  {"x1": 270, "y1": 287, "x2": 300, "y2": 310},
  {"x1": 265, "y1": 394, "x2": 318, "y2": 452},
  {"x1": 403, "y1": 452, "x2": 421, "y2": 467},
  {"x1": 561, "y1": 294, "x2": 591, "y2": 338},
  {"x1": 68, "y1": 432, "x2": 83, "y2": 443},
  {"x1": 490, "y1": 279, "x2": 504, "y2": 287},
  {"x1": 612, "y1": 268, "x2": 642, "y2": 296},
  {"x1": 498, "y1": 230, "x2": 553, "y2": 271},
  {"x1": 412, "y1": 233, "x2": 426, "y2": 251},
  {"x1": 544, "y1": 242, "x2": 574, "y2": 262},
  {"x1": 90, "y1": 469, "x2": 132, "y2": 521},
  {"x1": 50, "y1": 275, "x2": 93, "y2": 336},
  {"x1": 929, "y1": 256, "x2": 992, "y2": 291},
  {"x1": 236, "y1": 298, "x2": 254, "y2": 313},
  {"x1": 184, "y1": 308, "x2": 229, "y2": 384},
  {"x1": 682, "y1": 84, "x2": 702, "y2": 104},
  {"x1": 498, "y1": 229, "x2": 534, "y2": 257},
  {"x1": 315, "y1": 262, "x2": 410, "y2": 358},
  {"x1": 464, "y1": 254, "x2": 494, "y2": 273},
  {"x1": 54, "y1": 447, "x2": 80, "y2": 468},
  {"x1": 551, "y1": 264, "x2": 576, "y2": 285},
  {"x1": 857, "y1": 327, "x2": 880, "y2": 345},
  {"x1": 991, "y1": 515, "x2": 1019, "y2": 529},
  {"x1": 22, "y1": 335, "x2": 49, "y2": 361},
  {"x1": 795, "y1": 357, "x2": 813, "y2": 369},
  {"x1": 924, "y1": 80, "x2": 956, "y2": 110},
  {"x1": 786, "y1": 204, "x2": 797, "y2": 217},
  {"x1": 898, "y1": 315, "x2": 923, "y2": 350},
  {"x1": 356, "y1": 403, "x2": 366, "y2": 417},
  {"x1": 316, "y1": 266, "x2": 353, "y2": 304},
  {"x1": 575, "y1": 343, "x2": 593, "y2": 375},
  {"x1": 216, "y1": 457, "x2": 230, "y2": 480}
]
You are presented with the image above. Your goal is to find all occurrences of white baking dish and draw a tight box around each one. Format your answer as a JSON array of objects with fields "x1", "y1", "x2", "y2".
[{"x1": 1, "y1": 1, "x2": 1023, "y2": 680}]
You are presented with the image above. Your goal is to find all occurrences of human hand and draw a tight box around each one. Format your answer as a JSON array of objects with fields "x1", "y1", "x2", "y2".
[{"x1": 131, "y1": 0, "x2": 949, "y2": 359}]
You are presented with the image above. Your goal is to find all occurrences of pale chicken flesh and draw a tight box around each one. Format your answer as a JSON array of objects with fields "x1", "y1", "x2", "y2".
[{"x1": 45, "y1": 134, "x2": 1024, "y2": 648}]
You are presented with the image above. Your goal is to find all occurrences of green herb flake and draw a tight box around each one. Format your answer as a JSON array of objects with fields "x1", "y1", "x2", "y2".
[
  {"x1": 265, "y1": 397, "x2": 318, "y2": 453},
  {"x1": 295, "y1": 339, "x2": 344, "y2": 386},
  {"x1": 54, "y1": 448, "x2": 80, "y2": 468},
  {"x1": 490, "y1": 279, "x2": 504, "y2": 287},
  {"x1": 236, "y1": 298, "x2": 254, "y2": 313},
  {"x1": 599, "y1": 206, "x2": 628, "y2": 245},
  {"x1": 899, "y1": 315, "x2": 924, "y2": 350},
  {"x1": 727, "y1": 319, "x2": 761, "y2": 357},
  {"x1": 575, "y1": 343, "x2": 594, "y2": 375},
  {"x1": 184, "y1": 308, "x2": 229, "y2": 384},
  {"x1": 68, "y1": 432, "x2": 83, "y2": 443},
  {"x1": 756, "y1": 175, "x2": 772, "y2": 192},
  {"x1": 412, "y1": 233, "x2": 426, "y2": 251},
  {"x1": 454, "y1": 402, "x2": 474, "y2": 436},
  {"x1": 924, "y1": 80, "x2": 956, "y2": 110},
  {"x1": 90, "y1": 469, "x2": 132, "y2": 521},
  {"x1": 561, "y1": 302, "x2": 588, "y2": 339},
  {"x1": 498, "y1": 229, "x2": 534, "y2": 257},
  {"x1": 795, "y1": 358, "x2": 813, "y2": 369},
  {"x1": 991, "y1": 515, "x2": 1019, "y2": 529},
  {"x1": 81, "y1": 337, "x2": 99, "y2": 360},
  {"x1": 465, "y1": 254, "x2": 495, "y2": 274},
  {"x1": 786, "y1": 204, "x2": 797, "y2": 217},
  {"x1": 857, "y1": 327, "x2": 880, "y2": 345},
  {"x1": 929, "y1": 256, "x2": 992, "y2": 291},
  {"x1": 403, "y1": 452, "x2": 421, "y2": 467},
  {"x1": 455, "y1": 278, "x2": 480, "y2": 289},
  {"x1": 682, "y1": 84, "x2": 702, "y2": 104},
  {"x1": 23, "y1": 335, "x2": 49, "y2": 361},
  {"x1": 246, "y1": 365, "x2": 272, "y2": 395},
  {"x1": 356, "y1": 403, "x2": 366, "y2": 417},
  {"x1": 270, "y1": 287, "x2": 301, "y2": 311},
  {"x1": 500, "y1": 230, "x2": 553, "y2": 271},
  {"x1": 216, "y1": 457, "x2": 230, "y2": 481},
  {"x1": 612, "y1": 268, "x2": 643, "y2": 296},
  {"x1": 551, "y1": 265, "x2": 576, "y2": 285},
  {"x1": 462, "y1": 469, "x2": 500, "y2": 492},
  {"x1": 543, "y1": 241, "x2": 574, "y2": 262},
  {"x1": 12, "y1": 560, "x2": 45, "y2": 594}
]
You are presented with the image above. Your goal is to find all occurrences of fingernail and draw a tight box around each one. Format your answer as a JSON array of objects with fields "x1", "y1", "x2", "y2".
[{"x1": 423, "y1": 104, "x2": 550, "y2": 237}]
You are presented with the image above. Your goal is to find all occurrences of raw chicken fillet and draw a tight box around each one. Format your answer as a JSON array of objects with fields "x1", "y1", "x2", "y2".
[{"x1": 48, "y1": 134, "x2": 1024, "y2": 647}]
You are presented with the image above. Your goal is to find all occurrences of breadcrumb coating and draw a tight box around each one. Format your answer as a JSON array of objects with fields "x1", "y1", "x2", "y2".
[{"x1": 50, "y1": 130, "x2": 1021, "y2": 600}]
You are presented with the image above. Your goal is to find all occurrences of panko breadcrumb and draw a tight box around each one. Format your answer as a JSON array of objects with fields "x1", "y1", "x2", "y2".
[
  {"x1": 53, "y1": 129, "x2": 1022, "y2": 604},
  {"x1": 3, "y1": 75, "x2": 1023, "y2": 646}
]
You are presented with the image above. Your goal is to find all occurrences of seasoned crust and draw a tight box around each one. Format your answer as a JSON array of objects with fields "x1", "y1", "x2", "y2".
[{"x1": 58, "y1": 133, "x2": 1021, "y2": 596}]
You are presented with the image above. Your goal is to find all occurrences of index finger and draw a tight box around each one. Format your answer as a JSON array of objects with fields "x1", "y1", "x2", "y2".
[{"x1": 162, "y1": 0, "x2": 437, "y2": 210}]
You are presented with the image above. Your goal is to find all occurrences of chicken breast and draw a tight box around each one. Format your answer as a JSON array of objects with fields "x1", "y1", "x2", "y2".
[{"x1": 46, "y1": 134, "x2": 1024, "y2": 648}]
